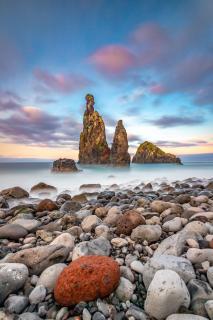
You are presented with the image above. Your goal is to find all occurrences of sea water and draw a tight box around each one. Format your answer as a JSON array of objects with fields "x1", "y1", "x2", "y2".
[{"x1": 0, "y1": 161, "x2": 212, "y2": 196}]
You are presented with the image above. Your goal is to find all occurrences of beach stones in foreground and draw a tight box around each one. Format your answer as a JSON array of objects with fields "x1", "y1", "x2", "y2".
[
  {"x1": 116, "y1": 210, "x2": 145, "y2": 235},
  {"x1": 0, "y1": 186, "x2": 29, "y2": 199},
  {"x1": 54, "y1": 256, "x2": 120, "y2": 306},
  {"x1": 0, "y1": 224, "x2": 28, "y2": 240},
  {"x1": 144, "y1": 269, "x2": 190, "y2": 320},
  {"x1": 0, "y1": 263, "x2": 29, "y2": 304},
  {"x1": 37, "y1": 199, "x2": 58, "y2": 212}
]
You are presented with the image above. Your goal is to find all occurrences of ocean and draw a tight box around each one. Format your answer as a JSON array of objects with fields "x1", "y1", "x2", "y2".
[{"x1": 0, "y1": 160, "x2": 212, "y2": 197}]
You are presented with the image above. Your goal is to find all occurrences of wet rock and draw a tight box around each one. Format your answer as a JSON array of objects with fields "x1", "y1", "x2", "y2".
[
  {"x1": 187, "y1": 279, "x2": 213, "y2": 316},
  {"x1": 37, "y1": 199, "x2": 58, "y2": 212},
  {"x1": 131, "y1": 224, "x2": 162, "y2": 243},
  {"x1": 5, "y1": 245, "x2": 69, "y2": 275},
  {"x1": 54, "y1": 256, "x2": 120, "y2": 305},
  {"x1": 144, "y1": 270, "x2": 190, "y2": 320},
  {"x1": 60, "y1": 200, "x2": 81, "y2": 214},
  {"x1": 0, "y1": 186, "x2": 29, "y2": 199},
  {"x1": 0, "y1": 224, "x2": 28, "y2": 240},
  {"x1": 30, "y1": 182, "x2": 57, "y2": 194},
  {"x1": 0, "y1": 263, "x2": 29, "y2": 304},
  {"x1": 72, "y1": 193, "x2": 87, "y2": 203},
  {"x1": 52, "y1": 158, "x2": 79, "y2": 172},
  {"x1": 37, "y1": 263, "x2": 66, "y2": 291},
  {"x1": 176, "y1": 194, "x2": 191, "y2": 204},
  {"x1": 72, "y1": 236, "x2": 111, "y2": 260},
  {"x1": 116, "y1": 210, "x2": 145, "y2": 235},
  {"x1": 115, "y1": 277, "x2": 134, "y2": 302},
  {"x1": 0, "y1": 196, "x2": 9, "y2": 208},
  {"x1": 143, "y1": 254, "x2": 195, "y2": 289},
  {"x1": 103, "y1": 207, "x2": 122, "y2": 226}
]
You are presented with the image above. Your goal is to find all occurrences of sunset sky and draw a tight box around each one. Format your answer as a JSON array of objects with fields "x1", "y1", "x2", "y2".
[{"x1": 0, "y1": 0, "x2": 212, "y2": 160}]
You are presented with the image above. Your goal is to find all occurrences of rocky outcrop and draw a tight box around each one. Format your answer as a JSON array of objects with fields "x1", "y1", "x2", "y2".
[
  {"x1": 79, "y1": 95, "x2": 110, "y2": 164},
  {"x1": 52, "y1": 159, "x2": 79, "y2": 172},
  {"x1": 110, "y1": 120, "x2": 130, "y2": 166},
  {"x1": 132, "y1": 141, "x2": 182, "y2": 164}
]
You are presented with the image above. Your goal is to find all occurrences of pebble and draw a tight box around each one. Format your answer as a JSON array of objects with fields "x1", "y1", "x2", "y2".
[
  {"x1": 115, "y1": 277, "x2": 135, "y2": 302},
  {"x1": 29, "y1": 285, "x2": 46, "y2": 304},
  {"x1": 37, "y1": 263, "x2": 67, "y2": 291},
  {"x1": 130, "y1": 260, "x2": 144, "y2": 274},
  {"x1": 205, "y1": 300, "x2": 213, "y2": 320},
  {"x1": 4, "y1": 295, "x2": 29, "y2": 314}
]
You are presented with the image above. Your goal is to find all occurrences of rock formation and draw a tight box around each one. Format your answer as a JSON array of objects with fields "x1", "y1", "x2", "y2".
[
  {"x1": 132, "y1": 141, "x2": 182, "y2": 164},
  {"x1": 79, "y1": 94, "x2": 110, "y2": 164},
  {"x1": 52, "y1": 159, "x2": 79, "y2": 172},
  {"x1": 110, "y1": 120, "x2": 130, "y2": 166}
]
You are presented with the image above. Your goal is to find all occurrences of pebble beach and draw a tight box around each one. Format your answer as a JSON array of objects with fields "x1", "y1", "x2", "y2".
[{"x1": 0, "y1": 177, "x2": 213, "y2": 320}]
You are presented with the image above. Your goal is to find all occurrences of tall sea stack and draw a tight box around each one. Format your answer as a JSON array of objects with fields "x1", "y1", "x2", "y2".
[
  {"x1": 78, "y1": 94, "x2": 110, "y2": 164},
  {"x1": 110, "y1": 120, "x2": 130, "y2": 166}
]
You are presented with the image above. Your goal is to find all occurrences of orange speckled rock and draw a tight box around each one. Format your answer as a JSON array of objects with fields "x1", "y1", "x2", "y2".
[
  {"x1": 54, "y1": 255, "x2": 120, "y2": 306},
  {"x1": 37, "y1": 199, "x2": 58, "y2": 212}
]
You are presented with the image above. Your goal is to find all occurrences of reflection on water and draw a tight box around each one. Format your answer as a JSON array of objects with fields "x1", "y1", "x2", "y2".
[{"x1": 0, "y1": 161, "x2": 212, "y2": 196}]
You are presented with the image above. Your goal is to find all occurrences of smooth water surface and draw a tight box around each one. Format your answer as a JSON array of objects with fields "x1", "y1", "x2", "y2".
[{"x1": 0, "y1": 161, "x2": 212, "y2": 196}]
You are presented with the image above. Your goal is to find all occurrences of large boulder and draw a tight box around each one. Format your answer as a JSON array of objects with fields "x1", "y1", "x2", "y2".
[
  {"x1": 78, "y1": 94, "x2": 110, "y2": 164},
  {"x1": 110, "y1": 120, "x2": 130, "y2": 166},
  {"x1": 54, "y1": 256, "x2": 120, "y2": 305},
  {"x1": 52, "y1": 158, "x2": 79, "y2": 172},
  {"x1": 132, "y1": 141, "x2": 182, "y2": 164},
  {"x1": 144, "y1": 270, "x2": 190, "y2": 320},
  {"x1": 0, "y1": 186, "x2": 29, "y2": 199}
]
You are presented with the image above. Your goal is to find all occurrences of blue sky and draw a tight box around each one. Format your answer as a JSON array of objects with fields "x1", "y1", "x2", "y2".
[{"x1": 0, "y1": 0, "x2": 212, "y2": 159}]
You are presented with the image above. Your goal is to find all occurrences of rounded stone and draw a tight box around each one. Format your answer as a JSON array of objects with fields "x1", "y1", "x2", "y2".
[
  {"x1": 116, "y1": 210, "x2": 145, "y2": 235},
  {"x1": 81, "y1": 215, "x2": 102, "y2": 232},
  {"x1": 131, "y1": 224, "x2": 162, "y2": 243},
  {"x1": 207, "y1": 267, "x2": 213, "y2": 288},
  {"x1": 115, "y1": 277, "x2": 134, "y2": 302},
  {"x1": 54, "y1": 256, "x2": 120, "y2": 306},
  {"x1": 0, "y1": 224, "x2": 28, "y2": 240},
  {"x1": 144, "y1": 269, "x2": 190, "y2": 320},
  {"x1": 166, "y1": 315, "x2": 209, "y2": 320},
  {"x1": 29, "y1": 285, "x2": 46, "y2": 304},
  {"x1": 37, "y1": 199, "x2": 58, "y2": 212},
  {"x1": 0, "y1": 263, "x2": 29, "y2": 304},
  {"x1": 51, "y1": 233, "x2": 75, "y2": 250},
  {"x1": 37, "y1": 263, "x2": 67, "y2": 291},
  {"x1": 162, "y1": 217, "x2": 183, "y2": 232},
  {"x1": 4, "y1": 295, "x2": 29, "y2": 314}
]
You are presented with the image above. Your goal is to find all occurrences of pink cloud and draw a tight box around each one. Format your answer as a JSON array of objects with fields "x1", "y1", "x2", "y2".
[
  {"x1": 149, "y1": 84, "x2": 167, "y2": 95},
  {"x1": 34, "y1": 69, "x2": 92, "y2": 94},
  {"x1": 89, "y1": 45, "x2": 136, "y2": 76}
]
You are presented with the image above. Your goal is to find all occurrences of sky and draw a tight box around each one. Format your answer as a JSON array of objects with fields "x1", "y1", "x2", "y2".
[{"x1": 0, "y1": 0, "x2": 212, "y2": 160}]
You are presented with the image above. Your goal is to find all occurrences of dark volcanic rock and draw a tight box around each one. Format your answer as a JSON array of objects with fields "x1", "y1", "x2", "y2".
[
  {"x1": 52, "y1": 158, "x2": 79, "y2": 172},
  {"x1": 110, "y1": 120, "x2": 130, "y2": 166},
  {"x1": 132, "y1": 141, "x2": 182, "y2": 164},
  {"x1": 79, "y1": 94, "x2": 110, "y2": 164}
]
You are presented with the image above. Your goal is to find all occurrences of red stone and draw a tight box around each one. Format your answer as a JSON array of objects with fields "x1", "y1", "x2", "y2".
[
  {"x1": 116, "y1": 210, "x2": 145, "y2": 235},
  {"x1": 37, "y1": 199, "x2": 58, "y2": 212},
  {"x1": 209, "y1": 239, "x2": 213, "y2": 249},
  {"x1": 54, "y1": 256, "x2": 120, "y2": 306}
]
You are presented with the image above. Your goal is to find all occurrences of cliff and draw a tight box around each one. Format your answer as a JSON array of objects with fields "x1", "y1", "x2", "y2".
[
  {"x1": 132, "y1": 141, "x2": 182, "y2": 164},
  {"x1": 110, "y1": 120, "x2": 130, "y2": 166},
  {"x1": 78, "y1": 95, "x2": 110, "y2": 164}
]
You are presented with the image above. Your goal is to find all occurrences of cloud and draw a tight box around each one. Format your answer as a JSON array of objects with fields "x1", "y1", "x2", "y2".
[
  {"x1": 0, "y1": 106, "x2": 81, "y2": 148},
  {"x1": 0, "y1": 90, "x2": 23, "y2": 111},
  {"x1": 156, "y1": 140, "x2": 209, "y2": 148},
  {"x1": 34, "y1": 69, "x2": 93, "y2": 94},
  {"x1": 89, "y1": 45, "x2": 136, "y2": 77},
  {"x1": 148, "y1": 115, "x2": 205, "y2": 128},
  {"x1": 119, "y1": 87, "x2": 144, "y2": 104}
]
